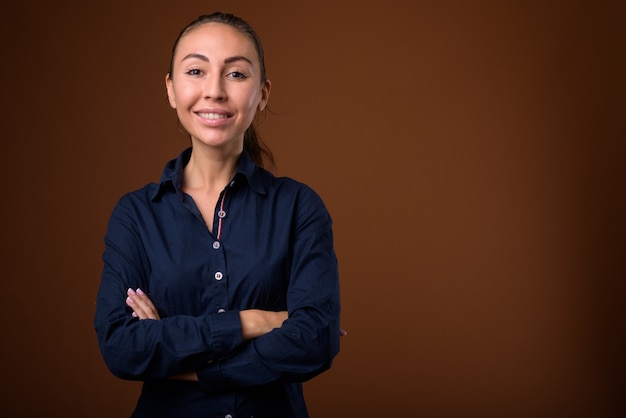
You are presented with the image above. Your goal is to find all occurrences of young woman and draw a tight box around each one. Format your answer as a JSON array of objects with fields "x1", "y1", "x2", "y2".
[{"x1": 94, "y1": 12, "x2": 342, "y2": 418}]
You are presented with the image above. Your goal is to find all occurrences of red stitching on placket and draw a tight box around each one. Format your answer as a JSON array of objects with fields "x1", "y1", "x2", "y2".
[{"x1": 216, "y1": 188, "x2": 227, "y2": 240}]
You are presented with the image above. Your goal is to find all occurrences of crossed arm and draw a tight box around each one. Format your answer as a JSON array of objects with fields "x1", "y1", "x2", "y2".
[
  {"x1": 126, "y1": 288, "x2": 289, "y2": 341},
  {"x1": 126, "y1": 288, "x2": 345, "y2": 381}
]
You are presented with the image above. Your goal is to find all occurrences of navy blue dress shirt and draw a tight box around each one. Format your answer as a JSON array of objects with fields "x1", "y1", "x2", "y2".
[{"x1": 94, "y1": 147, "x2": 341, "y2": 418}]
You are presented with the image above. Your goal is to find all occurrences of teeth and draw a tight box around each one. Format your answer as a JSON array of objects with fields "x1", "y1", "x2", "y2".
[{"x1": 198, "y1": 112, "x2": 228, "y2": 119}]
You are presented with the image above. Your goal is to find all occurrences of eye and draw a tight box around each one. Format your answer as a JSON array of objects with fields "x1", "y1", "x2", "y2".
[
  {"x1": 227, "y1": 71, "x2": 247, "y2": 79},
  {"x1": 185, "y1": 68, "x2": 203, "y2": 76}
]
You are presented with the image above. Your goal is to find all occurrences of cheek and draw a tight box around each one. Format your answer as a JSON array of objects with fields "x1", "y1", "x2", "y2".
[
  {"x1": 172, "y1": 82, "x2": 198, "y2": 107},
  {"x1": 242, "y1": 89, "x2": 262, "y2": 112}
]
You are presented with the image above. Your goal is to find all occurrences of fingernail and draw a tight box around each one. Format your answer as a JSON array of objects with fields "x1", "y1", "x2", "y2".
[
  {"x1": 127, "y1": 296, "x2": 135, "y2": 304},
  {"x1": 132, "y1": 312, "x2": 138, "y2": 317},
  {"x1": 128, "y1": 288, "x2": 136, "y2": 295},
  {"x1": 136, "y1": 288, "x2": 145, "y2": 296}
]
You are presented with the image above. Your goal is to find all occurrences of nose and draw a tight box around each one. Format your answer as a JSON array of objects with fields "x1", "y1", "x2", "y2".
[{"x1": 204, "y1": 74, "x2": 226, "y2": 101}]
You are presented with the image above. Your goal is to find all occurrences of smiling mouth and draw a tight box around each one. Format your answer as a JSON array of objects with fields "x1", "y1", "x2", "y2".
[{"x1": 197, "y1": 112, "x2": 230, "y2": 120}]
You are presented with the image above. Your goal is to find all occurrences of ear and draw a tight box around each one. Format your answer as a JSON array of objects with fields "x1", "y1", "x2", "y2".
[
  {"x1": 165, "y1": 73, "x2": 176, "y2": 109},
  {"x1": 258, "y1": 79, "x2": 271, "y2": 111}
]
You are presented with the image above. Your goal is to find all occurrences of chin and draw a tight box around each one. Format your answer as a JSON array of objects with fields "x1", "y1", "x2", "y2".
[{"x1": 191, "y1": 135, "x2": 243, "y2": 151}]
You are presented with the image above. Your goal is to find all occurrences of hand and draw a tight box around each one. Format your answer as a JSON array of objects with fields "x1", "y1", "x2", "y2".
[
  {"x1": 126, "y1": 288, "x2": 161, "y2": 320},
  {"x1": 240, "y1": 309, "x2": 288, "y2": 341}
]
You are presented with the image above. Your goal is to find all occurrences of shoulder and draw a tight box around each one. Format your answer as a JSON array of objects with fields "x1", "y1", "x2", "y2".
[
  {"x1": 265, "y1": 174, "x2": 333, "y2": 227},
  {"x1": 267, "y1": 174, "x2": 325, "y2": 206},
  {"x1": 116, "y1": 182, "x2": 160, "y2": 205},
  {"x1": 109, "y1": 182, "x2": 162, "y2": 219}
]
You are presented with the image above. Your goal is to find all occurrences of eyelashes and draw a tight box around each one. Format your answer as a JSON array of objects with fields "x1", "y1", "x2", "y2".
[
  {"x1": 184, "y1": 68, "x2": 248, "y2": 80},
  {"x1": 226, "y1": 71, "x2": 247, "y2": 79},
  {"x1": 185, "y1": 68, "x2": 203, "y2": 76}
]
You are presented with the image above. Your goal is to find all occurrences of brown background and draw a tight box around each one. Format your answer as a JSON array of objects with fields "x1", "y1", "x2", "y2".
[{"x1": 1, "y1": 0, "x2": 624, "y2": 417}]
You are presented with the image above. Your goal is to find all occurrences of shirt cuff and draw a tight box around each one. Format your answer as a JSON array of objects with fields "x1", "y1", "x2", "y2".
[{"x1": 207, "y1": 309, "x2": 243, "y2": 357}]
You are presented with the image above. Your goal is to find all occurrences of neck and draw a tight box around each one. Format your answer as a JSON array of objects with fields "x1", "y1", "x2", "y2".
[{"x1": 183, "y1": 145, "x2": 240, "y2": 192}]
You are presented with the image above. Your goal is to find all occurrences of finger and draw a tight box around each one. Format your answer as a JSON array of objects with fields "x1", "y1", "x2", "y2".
[
  {"x1": 133, "y1": 289, "x2": 160, "y2": 319},
  {"x1": 126, "y1": 294, "x2": 152, "y2": 319},
  {"x1": 126, "y1": 288, "x2": 160, "y2": 320},
  {"x1": 135, "y1": 288, "x2": 159, "y2": 313},
  {"x1": 126, "y1": 289, "x2": 147, "y2": 319}
]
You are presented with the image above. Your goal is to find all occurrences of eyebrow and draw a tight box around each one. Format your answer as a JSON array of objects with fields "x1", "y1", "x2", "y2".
[
  {"x1": 181, "y1": 53, "x2": 253, "y2": 65},
  {"x1": 225, "y1": 55, "x2": 253, "y2": 65}
]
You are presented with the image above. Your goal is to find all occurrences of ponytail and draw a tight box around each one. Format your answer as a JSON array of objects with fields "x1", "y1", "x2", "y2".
[{"x1": 244, "y1": 125, "x2": 274, "y2": 169}]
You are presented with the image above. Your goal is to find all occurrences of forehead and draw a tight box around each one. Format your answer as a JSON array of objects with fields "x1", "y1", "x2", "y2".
[{"x1": 175, "y1": 22, "x2": 257, "y2": 61}]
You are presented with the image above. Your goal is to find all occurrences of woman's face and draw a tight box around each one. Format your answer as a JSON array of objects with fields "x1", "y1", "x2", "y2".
[{"x1": 166, "y1": 23, "x2": 270, "y2": 152}]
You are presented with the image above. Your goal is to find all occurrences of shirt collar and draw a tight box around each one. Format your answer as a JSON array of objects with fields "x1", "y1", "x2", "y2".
[{"x1": 150, "y1": 147, "x2": 267, "y2": 201}]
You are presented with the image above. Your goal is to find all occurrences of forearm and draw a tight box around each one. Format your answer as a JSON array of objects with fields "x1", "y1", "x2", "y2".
[
  {"x1": 96, "y1": 271, "x2": 243, "y2": 380},
  {"x1": 196, "y1": 304, "x2": 341, "y2": 391},
  {"x1": 125, "y1": 291, "x2": 287, "y2": 382},
  {"x1": 239, "y1": 309, "x2": 288, "y2": 341},
  {"x1": 96, "y1": 309, "x2": 244, "y2": 380}
]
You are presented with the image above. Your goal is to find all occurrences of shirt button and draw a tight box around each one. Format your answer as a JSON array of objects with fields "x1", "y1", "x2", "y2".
[
  {"x1": 212, "y1": 241, "x2": 220, "y2": 250},
  {"x1": 214, "y1": 272, "x2": 223, "y2": 281},
  {"x1": 217, "y1": 308, "x2": 225, "y2": 313},
  {"x1": 218, "y1": 210, "x2": 226, "y2": 218}
]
